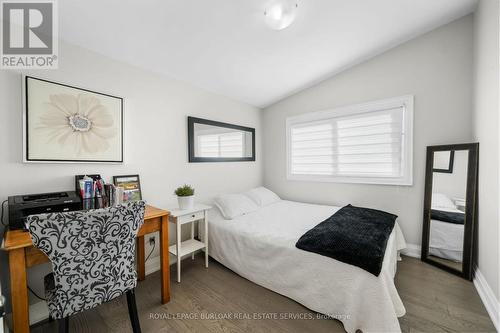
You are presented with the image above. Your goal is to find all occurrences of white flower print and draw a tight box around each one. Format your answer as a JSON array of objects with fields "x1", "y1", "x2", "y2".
[{"x1": 37, "y1": 93, "x2": 116, "y2": 154}]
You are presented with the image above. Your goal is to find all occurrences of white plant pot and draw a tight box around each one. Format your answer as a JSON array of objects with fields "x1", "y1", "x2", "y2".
[{"x1": 178, "y1": 195, "x2": 194, "y2": 210}]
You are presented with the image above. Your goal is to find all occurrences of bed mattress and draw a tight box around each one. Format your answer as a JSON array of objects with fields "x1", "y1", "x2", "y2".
[
  {"x1": 207, "y1": 200, "x2": 407, "y2": 333},
  {"x1": 429, "y1": 207, "x2": 464, "y2": 262}
]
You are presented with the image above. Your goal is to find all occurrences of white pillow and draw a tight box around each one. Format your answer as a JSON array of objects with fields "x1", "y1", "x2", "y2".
[
  {"x1": 432, "y1": 193, "x2": 456, "y2": 209},
  {"x1": 214, "y1": 194, "x2": 259, "y2": 219},
  {"x1": 244, "y1": 187, "x2": 281, "y2": 207}
]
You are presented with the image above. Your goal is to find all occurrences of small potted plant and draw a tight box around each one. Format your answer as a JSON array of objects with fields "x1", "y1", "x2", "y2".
[{"x1": 174, "y1": 184, "x2": 195, "y2": 210}]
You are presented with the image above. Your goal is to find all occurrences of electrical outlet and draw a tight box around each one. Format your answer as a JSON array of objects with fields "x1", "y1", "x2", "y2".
[{"x1": 149, "y1": 237, "x2": 155, "y2": 246}]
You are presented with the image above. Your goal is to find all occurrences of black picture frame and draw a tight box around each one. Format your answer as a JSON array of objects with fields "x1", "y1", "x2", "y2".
[
  {"x1": 421, "y1": 143, "x2": 479, "y2": 280},
  {"x1": 113, "y1": 174, "x2": 143, "y2": 202},
  {"x1": 188, "y1": 116, "x2": 256, "y2": 162},
  {"x1": 24, "y1": 75, "x2": 124, "y2": 163},
  {"x1": 432, "y1": 150, "x2": 455, "y2": 173}
]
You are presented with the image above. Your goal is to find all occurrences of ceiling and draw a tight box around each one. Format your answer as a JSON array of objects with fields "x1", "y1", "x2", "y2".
[{"x1": 59, "y1": 0, "x2": 478, "y2": 108}]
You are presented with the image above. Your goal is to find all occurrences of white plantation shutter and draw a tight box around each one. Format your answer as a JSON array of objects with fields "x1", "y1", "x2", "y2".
[
  {"x1": 291, "y1": 122, "x2": 335, "y2": 175},
  {"x1": 199, "y1": 131, "x2": 244, "y2": 158},
  {"x1": 287, "y1": 96, "x2": 413, "y2": 185}
]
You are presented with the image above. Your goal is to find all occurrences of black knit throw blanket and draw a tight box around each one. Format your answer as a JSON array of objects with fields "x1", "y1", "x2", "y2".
[{"x1": 296, "y1": 204, "x2": 397, "y2": 276}]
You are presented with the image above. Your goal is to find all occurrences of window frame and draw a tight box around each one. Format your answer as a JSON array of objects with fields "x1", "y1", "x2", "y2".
[{"x1": 286, "y1": 95, "x2": 414, "y2": 186}]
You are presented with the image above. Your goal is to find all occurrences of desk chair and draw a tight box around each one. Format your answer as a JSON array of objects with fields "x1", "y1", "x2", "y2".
[{"x1": 26, "y1": 201, "x2": 146, "y2": 333}]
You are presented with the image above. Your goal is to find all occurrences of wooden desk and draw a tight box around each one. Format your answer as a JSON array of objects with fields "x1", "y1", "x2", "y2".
[{"x1": 1, "y1": 205, "x2": 170, "y2": 333}]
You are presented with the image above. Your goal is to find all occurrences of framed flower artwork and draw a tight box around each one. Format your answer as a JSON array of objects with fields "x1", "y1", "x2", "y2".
[{"x1": 23, "y1": 76, "x2": 123, "y2": 163}]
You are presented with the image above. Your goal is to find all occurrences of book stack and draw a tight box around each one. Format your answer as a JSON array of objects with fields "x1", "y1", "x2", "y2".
[
  {"x1": 76, "y1": 175, "x2": 119, "y2": 209},
  {"x1": 104, "y1": 183, "x2": 119, "y2": 207}
]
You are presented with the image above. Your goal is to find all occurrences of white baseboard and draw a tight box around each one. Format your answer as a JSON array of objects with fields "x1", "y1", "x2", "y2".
[
  {"x1": 473, "y1": 268, "x2": 499, "y2": 331},
  {"x1": 401, "y1": 243, "x2": 421, "y2": 258}
]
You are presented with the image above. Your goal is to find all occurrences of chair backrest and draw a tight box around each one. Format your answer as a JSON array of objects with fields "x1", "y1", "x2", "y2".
[{"x1": 26, "y1": 201, "x2": 146, "y2": 319}]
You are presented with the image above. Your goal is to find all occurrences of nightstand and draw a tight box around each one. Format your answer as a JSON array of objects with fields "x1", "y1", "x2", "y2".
[{"x1": 168, "y1": 204, "x2": 211, "y2": 282}]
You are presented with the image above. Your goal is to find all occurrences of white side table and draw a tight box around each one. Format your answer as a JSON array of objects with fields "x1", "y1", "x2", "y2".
[{"x1": 168, "y1": 204, "x2": 211, "y2": 282}]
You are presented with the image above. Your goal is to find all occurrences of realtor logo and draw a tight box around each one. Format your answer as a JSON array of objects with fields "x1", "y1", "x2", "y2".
[{"x1": 1, "y1": 0, "x2": 58, "y2": 68}]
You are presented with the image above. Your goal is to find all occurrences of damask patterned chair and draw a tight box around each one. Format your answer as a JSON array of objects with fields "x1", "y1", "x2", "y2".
[{"x1": 26, "y1": 201, "x2": 146, "y2": 333}]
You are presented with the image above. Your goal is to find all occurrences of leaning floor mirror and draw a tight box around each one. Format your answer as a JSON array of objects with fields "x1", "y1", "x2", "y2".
[{"x1": 421, "y1": 143, "x2": 479, "y2": 280}]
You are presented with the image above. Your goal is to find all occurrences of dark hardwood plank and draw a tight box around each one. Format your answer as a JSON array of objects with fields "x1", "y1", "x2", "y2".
[{"x1": 30, "y1": 254, "x2": 495, "y2": 333}]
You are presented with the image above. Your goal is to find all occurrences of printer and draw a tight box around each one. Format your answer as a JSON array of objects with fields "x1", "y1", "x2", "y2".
[{"x1": 8, "y1": 191, "x2": 81, "y2": 230}]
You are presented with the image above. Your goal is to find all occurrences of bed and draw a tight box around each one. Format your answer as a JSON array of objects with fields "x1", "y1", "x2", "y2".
[
  {"x1": 429, "y1": 207, "x2": 464, "y2": 262},
  {"x1": 429, "y1": 193, "x2": 465, "y2": 262},
  {"x1": 207, "y1": 199, "x2": 407, "y2": 333}
]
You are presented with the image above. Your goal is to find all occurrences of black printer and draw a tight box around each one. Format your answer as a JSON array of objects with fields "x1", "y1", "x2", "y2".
[{"x1": 8, "y1": 191, "x2": 81, "y2": 230}]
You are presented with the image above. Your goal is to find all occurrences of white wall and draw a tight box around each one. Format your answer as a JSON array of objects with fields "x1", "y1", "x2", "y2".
[
  {"x1": 263, "y1": 16, "x2": 473, "y2": 248},
  {"x1": 472, "y1": 0, "x2": 500, "y2": 303},
  {"x1": 0, "y1": 41, "x2": 262, "y2": 312}
]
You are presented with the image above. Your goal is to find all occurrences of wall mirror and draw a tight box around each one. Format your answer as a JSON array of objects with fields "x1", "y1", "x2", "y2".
[
  {"x1": 421, "y1": 143, "x2": 478, "y2": 280},
  {"x1": 188, "y1": 117, "x2": 255, "y2": 162}
]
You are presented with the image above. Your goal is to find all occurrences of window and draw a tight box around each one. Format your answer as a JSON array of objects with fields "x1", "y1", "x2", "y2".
[{"x1": 286, "y1": 95, "x2": 413, "y2": 185}]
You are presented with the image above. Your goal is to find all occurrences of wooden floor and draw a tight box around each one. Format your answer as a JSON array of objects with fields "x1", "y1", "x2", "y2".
[{"x1": 31, "y1": 254, "x2": 495, "y2": 333}]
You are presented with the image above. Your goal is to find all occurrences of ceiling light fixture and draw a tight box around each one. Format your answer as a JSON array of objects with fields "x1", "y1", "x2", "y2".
[{"x1": 264, "y1": 0, "x2": 298, "y2": 31}]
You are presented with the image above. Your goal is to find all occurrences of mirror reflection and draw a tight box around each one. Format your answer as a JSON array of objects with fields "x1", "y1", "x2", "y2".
[
  {"x1": 193, "y1": 123, "x2": 253, "y2": 158},
  {"x1": 428, "y1": 150, "x2": 468, "y2": 271},
  {"x1": 188, "y1": 117, "x2": 256, "y2": 162}
]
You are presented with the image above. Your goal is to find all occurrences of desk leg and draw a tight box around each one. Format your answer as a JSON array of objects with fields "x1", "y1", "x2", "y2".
[
  {"x1": 136, "y1": 236, "x2": 146, "y2": 281},
  {"x1": 9, "y1": 248, "x2": 30, "y2": 333},
  {"x1": 160, "y1": 215, "x2": 170, "y2": 303}
]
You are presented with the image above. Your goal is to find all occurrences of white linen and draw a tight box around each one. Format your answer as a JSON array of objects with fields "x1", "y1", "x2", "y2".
[
  {"x1": 208, "y1": 200, "x2": 407, "y2": 333},
  {"x1": 429, "y1": 206, "x2": 464, "y2": 262},
  {"x1": 431, "y1": 193, "x2": 457, "y2": 209},
  {"x1": 243, "y1": 187, "x2": 281, "y2": 206},
  {"x1": 213, "y1": 193, "x2": 259, "y2": 219}
]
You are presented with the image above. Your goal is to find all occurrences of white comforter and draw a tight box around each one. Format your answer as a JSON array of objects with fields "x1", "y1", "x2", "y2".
[
  {"x1": 429, "y1": 206, "x2": 465, "y2": 262},
  {"x1": 207, "y1": 200, "x2": 407, "y2": 333}
]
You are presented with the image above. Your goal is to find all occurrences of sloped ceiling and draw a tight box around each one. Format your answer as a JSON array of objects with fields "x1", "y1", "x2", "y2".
[{"x1": 59, "y1": 0, "x2": 478, "y2": 107}]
